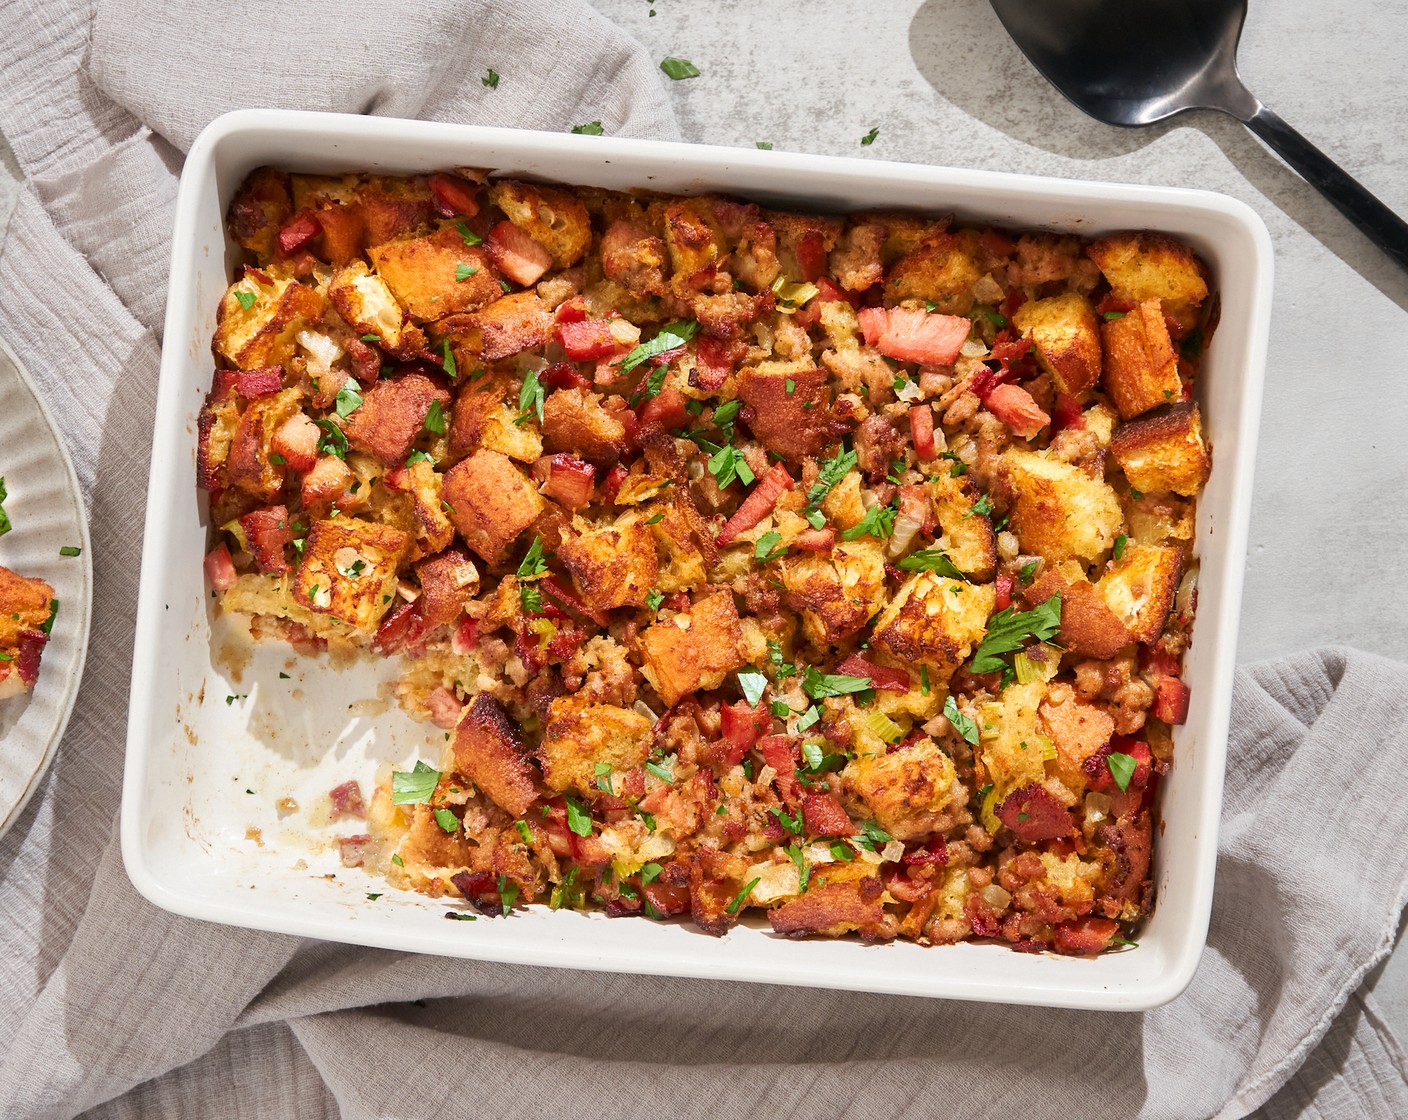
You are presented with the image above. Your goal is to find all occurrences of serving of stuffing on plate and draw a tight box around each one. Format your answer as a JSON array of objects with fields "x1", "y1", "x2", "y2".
[
  {"x1": 198, "y1": 165, "x2": 1213, "y2": 954},
  {"x1": 0, "y1": 478, "x2": 59, "y2": 699}
]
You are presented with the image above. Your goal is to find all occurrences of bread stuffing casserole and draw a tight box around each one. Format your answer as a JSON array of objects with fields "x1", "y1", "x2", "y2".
[{"x1": 199, "y1": 164, "x2": 1214, "y2": 955}]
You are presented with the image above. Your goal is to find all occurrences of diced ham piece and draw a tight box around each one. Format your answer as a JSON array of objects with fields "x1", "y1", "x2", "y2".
[
  {"x1": 791, "y1": 527, "x2": 835, "y2": 553},
  {"x1": 834, "y1": 654, "x2": 910, "y2": 692},
  {"x1": 277, "y1": 211, "x2": 320, "y2": 256},
  {"x1": 758, "y1": 734, "x2": 801, "y2": 807},
  {"x1": 14, "y1": 630, "x2": 47, "y2": 688},
  {"x1": 541, "y1": 361, "x2": 592, "y2": 390},
  {"x1": 801, "y1": 793, "x2": 853, "y2": 837},
  {"x1": 426, "y1": 685, "x2": 465, "y2": 730},
  {"x1": 994, "y1": 571, "x2": 1014, "y2": 611},
  {"x1": 487, "y1": 220, "x2": 553, "y2": 286},
  {"x1": 328, "y1": 780, "x2": 366, "y2": 820},
  {"x1": 271, "y1": 412, "x2": 319, "y2": 471},
  {"x1": 540, "y1": 575, "x2": 611, "y2": 627},
  {"x1": 857, "y1": 307, "x2": 971, "y2": 366},
  {"x1": 236, "y1": 366, "x2": 284, "y2": 398},
  {"x1": 641, "y1": 879, "x2": 692, "y2": 918},
  {"x1": 720, "y1": 700, "x2": 772, "y2": 765},
  {"x1": 814, "y1": 277, "x2": 859, "y2": 307},
  {"x1": 636, "y1": 387, "x2": 688, "y2": 436},
  {"x1": 555, "y1": 297, "x2": 588, "y2": 324},
  {"x1": 338, "y1": 834, "x2": 372, "y2": 868},
  {"x1": 204, "y1": 542, "x2": 238, "y2": 592},
  {"x1": 428, "y1": 173, "x2": 480, "y2": 218},
  {"x1": 556, "y1": 319, "x2": 619, "y2": 361},
  {"x1": 1152, "y1": 676, "x2": 1191, "y2": 725},
  {"x1": 996, "y1": 784, "x2": 1073, "y2": 842},
  {"x1": 238, "y1": 505, "x2": 292, "y2": 575},
  {"x1": 1083, "y1": 737, "x2": 1153, "y2": 793},
  {"x1": 795, "y1": 231, "x2": 828, "y2": 282},
  {"x1": 372, "y1": 599, "x2": 428, "y2": 656},
  {"x1": 692, "y1": 335, "x2": 734, "y2": 391},
  {"x1": 901, "y1": 837, "x2": 949, "y2": 867},
  {"x1": 1054, "y1": 917, "x2": 1120, "y2": 956},
  {"x1": 599, "y1": 465, "x2": 628, "y2": 502},
  {"x1": 715, "y1": 461, "x2": 793, "y2": 546},
  {"x1": 984, "y1": 383, "x2": 1050, "y2": 439},
  {"x1": 451, "y1": 615, "x2": 479, "y2": 656},
  {"x1": 540, "y1": 454, "x2": 596, "y2": 510},
  {"x1": 909, "y1": 403, "x2": 936, "y2": 459},
  {"x1": 1050, "y1": 392, "x2": 1085, "y2": 434}
]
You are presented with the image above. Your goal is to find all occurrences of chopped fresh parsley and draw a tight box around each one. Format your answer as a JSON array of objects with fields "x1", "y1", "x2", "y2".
[
  {"x1": 897, "y1": 548, "x2": 965, "y2": 580},
  {"x1": 966, "y1": 494, "x2": 994, "y2": 519},
  {"x1": 707, "y1": 444, "x2": 754, "y2": 489},
  {"x1": 770, "y1": 700, "x2": 793, "y2": 719},
  {"x1": 969, "y1": 593, "x2": 1063, "y2": 675},
  {"x1": 1113, "y1": 533, "x2": 1128, "y2": 561},
  {"x1": 784, "y1": 378, "x2": 796, "y2": 396},
  {"x1": 445, "y1": 911, "x2": 477, "y2": 921},
  {"x1": 455, "y1": 263, "x2": 478, "y2": 281},
  {"x1": 804, "y1": 508, "x2": 826, "y2": 530},
  {"x1": 1018, "y1": 560, "x2": 1039, "y2": 586},
  {"x1": 756, "y1": 141, "x2": 773, "y2": 150},
  {"x1": 829, "y1": 841, "x2": 855, "y2": 862},
  {"x1": 455, "y1": 220, "x2": 482, "y2": 246},
  {"x1": 726, "y1": 878, "x2": 760, "y2": 915},
  {"x1": 943, "y1": 695, "x2": 980, "y2": 745},
  {"x1": 737, "y1": 667, "x2": 768, "y2": 707},
  {"x1": 391, "y1": 853, "x2": 404, "y2": 867},
  {"x1": 786, "y1": 844, "x2": 812, "y2": 892},
  {"x1": 433, "y1": 808, "x2": 460, "y2": 834},
  {"x1": 981, "y1": 309, "x2": 1008, "y2": 328},
  {"x1": 423, "y1": 399, "x2": 447, "y2": 436},
  {"x1": 767, "y1": 639, "x2": 797, "y2": 679},
  {"x1": 754, "y1": 531, "x2": 787, "y2": 563},
  {"x1": 860, "y1": 126, "x2": 880, "y2": 146},
  {"x1": 920, "y1": 665, "x2": 931, "y2": 696},
  {"x1": 392, "y1": 760, "x2": 441, "y2": 805},
  {"x1": 516, "y1": 535, "x2": 547, "y2": 614},
  {"x1": 804, "y1": 446, "x2": 857, "y2": 511},
  {"x1": 640, "y1": 862, "x2": 664, "y2": 885},
  {"x1": 645, "y1": 759, "x2": 673, "y2": 783},
  {"x1": 618, "y1": 320, "x2": 699, "y2": 377},
  {"x1": 59, "y1": 545, "x2": 82, "y2": 558},
  {"x1": 1104, "y1": 310, "x2": 1126, "y2": 321},
  {"x1": 570, "y1": 121, "x2": 604, "y2": 135},
  {"x1": 234, "y1": 289, "x2": 257, "y2": 310},
  {"x1": 441, "y1": 339, "x2": 458, "y2": 379},
  {"x1": 802, "y1": 667, "x2": 872, "y2": 700},
  {"x1": 1106, "y1": 752, "x2": 1137, "y2": 792},
  {"x1": 514, "y1": 820, "x2": 532, "y2": 844},
  {"x1": 334, "y1": 384, "x2": 363, "y2": 418},
  {"x1": 852, "y1": 819, "x2": 893, "y2": 852},
  {"x1": 659, "y1": 56, "x2": 701, "y2": 80},
  {"x1": 517, "y1": 366, "x2": 545, "y2": 426},
  {"x1": 594, "y1": 761, "x2": 614, "y2": 795},
  {"x1": 838, "y1": 500, "x2": 897, "y2": 542},
  {"x1": 795, "y1": 705, "x2": 822, "y2": 732},
  {"x1": 496, "y1": 874, "x2": 519, "y2": 915},
  {"x1": 565, "y1": 796, "x2": 593, "y2": 837},
  {"x1": 645, "y1": 588, "x2": 665, "y2": 612},
  {"x1": 770, "y1": 806, "x2": 802, "y2": 834},
  {"x1": 481, "y1": 68, "x2": 500, "y2": 88}
]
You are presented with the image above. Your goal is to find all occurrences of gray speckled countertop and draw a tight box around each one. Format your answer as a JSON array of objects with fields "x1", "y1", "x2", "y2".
[{"x1": 2, "y1": 0, "x2": 1405, "y2": 1095}]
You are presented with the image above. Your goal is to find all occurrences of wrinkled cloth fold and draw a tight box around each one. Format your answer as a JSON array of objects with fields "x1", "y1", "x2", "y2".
[{"x1": 0, "y1": 1, "x2": 1405, "y2": 1117}]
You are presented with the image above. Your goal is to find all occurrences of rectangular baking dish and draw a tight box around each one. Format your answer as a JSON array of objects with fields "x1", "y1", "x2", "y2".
[{"x1": 123, "y1": 108, "x2": 1271, "y2": 1010}]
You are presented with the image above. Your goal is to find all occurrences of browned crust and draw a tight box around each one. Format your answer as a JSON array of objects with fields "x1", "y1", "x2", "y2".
[
  {"x1": 452, "y1": 694, "x2": 538, "y2": 817},
  {"x1": 1100, "y1": 300, "x2": 1181, "y2": 419},
  {"x1": 342, "y1": 373, "x2": 451, "y2": 467},
  {"x1": 368, "y1": 227, "x2": 502, "y2": 321},
  {"x1": 1023, "y1": 570, "x2": 1131, "y2": 660},
  {"x1": 441, "y1": 449, "x2": 545, "y2": 565},
  {"x1": 541, "y1": 388, "x2": 631, "y2": 464},
  {"x1": 1109, "y1": 402, "x2": 1211, "y2": 497},
  {"x1": 737, "y1": 365, "x2": 834, "y2": 462},
  {"x1": 767, "y1": 876, "x2": 895, "y2": 942}
]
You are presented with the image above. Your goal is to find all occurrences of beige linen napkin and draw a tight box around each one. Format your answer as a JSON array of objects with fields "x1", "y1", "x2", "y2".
[{"x1": 1, "y1": 2, "x2": 1406, "y2": 1117}]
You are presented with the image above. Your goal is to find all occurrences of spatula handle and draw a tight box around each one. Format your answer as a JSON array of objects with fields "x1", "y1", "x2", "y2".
[{"x1": 1244, "y1": 104, "x2": 1408, "y2": 272}]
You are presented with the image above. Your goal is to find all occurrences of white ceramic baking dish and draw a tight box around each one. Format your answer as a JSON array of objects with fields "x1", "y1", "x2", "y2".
[{"x1": 123, "y1": 108, "x2": 1271, "y2": 1010}]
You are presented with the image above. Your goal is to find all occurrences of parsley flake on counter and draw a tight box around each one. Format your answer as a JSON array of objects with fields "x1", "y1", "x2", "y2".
[
  {"x1": 943, "y1": 695, "x2": 980, "y2": 745},
  {"x1": 59, "y1": 545, "x2": 82, "y2": 557},
  {"x1": 392, "y1": 760, "x2": 441, "y2": 805},
  {"x1": 366, "y1": 892, "x2": 383, "y2": 901},
  {"x1": 756, "y1": 141, "x2": 773, "y2": 150},
  {"x1": 897, "y1": 548, "x2": 965, "y2": 580},
  {"x1": 737, "y1": 667, "x2": 768, "y2": 707},
  {"x1": 446, "y1": 911, "x2": 477, "y2": 921},
  {"x1": 969, "y1": 593, "x2": 1062, "y2": 675},
  {"x1": 1106, "y1": 751, "x2": 1137, "y2": 792},
  {"x1": 481, "y1": 68, "x2": 500, "y2": 88},
  {"x1": 659, "y1": 56, "x2": 701, "y2": 80},
  {"x1": 860, "y1": 126, "x2": 880, "y2": 146},
  {"x1": 570, "y1": 121, "x2": 605, "y2": 135}
]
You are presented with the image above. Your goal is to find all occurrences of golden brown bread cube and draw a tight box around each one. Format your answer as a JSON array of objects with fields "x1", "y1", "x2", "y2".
[
  {"x1": 841, "y1": 738, "x2": 959, "y2": 841},
  {"x1": 226, "y1": 166, "x2": 292, "y2": 262},
  {"x1": 778, "y1": 539, "x2": 887, "y2": 646},
  {"x1": 293, "y1": 174, "x2": 434, "y2": 247},
  {"x1": 446, "y1": 374, "x2": 543, "y2": 464},
  {"x1": 767, "y1": 209, "x2": 843, "y2": 282},
  {"x1": 452, "y1": 694, "x2": 538, "y2": 817},
  {"x1": 414, "y1": 545, "x2": 480, "y2": 628},
  {"x1": 214, "y1": 275, "x2": 327, "y2": 371},
  {"x1": 767, "y1": 875, "x2": 893, "y2": 942},
  {"x1": 557, "y1": 514, "x2": 659, "y2": 611},
  {"x1": 1012, "y1": 291, "x2": 1102, "y2": 397},
  {"x1": 225, "y1": 388, "x2": 302, "y2": 501},
  {"x1": 368, "y1": 226, "x2": 502, "y2": 321},
  {"x1": 291, "y1": 515, "x2": 410, "y2": 631},
  {"x1": 736, "y1": 365, "x2": 833, "y2": 462},
  {"x1": 1023, "y1": 569, "x2": 1131, "y2": 660},
  {"x1": 1095, "y1": 543, "x2": 1182, "y2": 644},
  {"x1": 1000, "y1": 449, "x2": 1123, "y2": 564},
  {"x1": 435, "y1": 292, "x2": 554, "y2": 363},
  {"x1": 441, "y1": 450, "x2": 545, "y2": 565},
  {"x1": 540, "y1": 387, "x2": 631, "y2": 464},
  {"x1": 327, "y1": 261, "x2": 425, "y2": 359},
  {"x1": 661, "y1": 198, "x2": 724, "y2": 277},
  {"x1": 341, "y1": 373, "x2": 451, "y2": 468},
  {"x1": 637, "y1": 589, "x2": 748, "y2": 706},
  {"x1": 977, "y1": 678, "x2": 1050, "y2": 797},
  {"x1": 1040, "y1": 687, "x2": 1117, "y2": 797},
  {"x1": 396, "y1": 459, "x2": 455, "y2": 555},
  {"x1": 538, "y1": 694, "x2": 651, "y2": 796},
  {"x1": 1101, "y1": 299, "x2": 1182, "y2": 419},
  {"x1": 1088, "y1": 231, "x2": 1208, "y2": 335},
  {"x1": 926, "y1": 473, "x2": 997, "y2": 582},
  {"x1": 0, "y1": 565, "x2": 55, "y2": 695},
  {"x1": 600, "y1": 219, "x2": 669, "y2": 298},
  {"x1": 1110, "y1": 402, "x2": 1211, "y2": 497},
  {"x1": 869, "y1": 572, "x2": 994, "y2": 679},
  {"x1": 487, "y1": 180, "x2": 592, "y2": 268},
  {"x1": 884, "y1": 230, "x2": 983, "y2": 315}
]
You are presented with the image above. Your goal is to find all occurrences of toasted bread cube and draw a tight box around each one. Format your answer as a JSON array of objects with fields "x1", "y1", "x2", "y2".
[
  {"x1": 884, "y1": 230, "x2": 983, "y2": 315},
  {"x1": 1012, "y1": 291, "x2": 1102, "y2": 396},
  {"x1": 539, "y1": 695, "x2": 651, "y2": 796},
  {"x1": 1040, "y1": 688, "x2": 1116, "y2": 798},
  {"x1": 311, "y1": 202, "x2": 366, "y2": 267},
  {"x1": 1001, "y1": 449, "x2": 1123, "y2": 564},
  {"x1": 225, "y1": 388, "x2": 302, "y2": 501},
  {"x1": 294, "y1": 174, "x2": 434, "y2": 245},
  {"x1": 1095, "y1": 543, "x2": 1182, "y2": 644},
  {"x1": 540, "y1": 388, "x2": 631, "y2": 464},
  {"x1": 779, "y1": 538, "x2": 887, "y2": 645},
  {"x1": 767, "y1": 875, "x2": 893, "y2": 942},
  {"x1": 435, "y1": 292, "x2": 554, "y2": 363},
  {"x1": 601, "y1": 219, "x2": 669, "y2": 297},
  {"x1": 394, "y1": 803, "x2": 476, "y2": 891},
  {"x1": 1125, "y1": 490, "x2": 1195, "y2": 554},
  {"x1": 0, "y1": 565, "x2": 54, "y2": 697},
  {"x1": 647, "y1": 502, "x2": 708, "y2": 593},
  {"x1": 397, "y1": 459, "x2": 454, "y2": 555},
  {"x1": 441, "y1": 450, "x2": 545, "y2": 565},
  {"x1": 342, "y1": 373, "x2": 451, "y2": 467},
  {"x1": 638, "y1": 590, "x2": 747, "y2": 706},
  {"x1": 415, "y1": 545, "x2": 479, "y2": 628},
  {"x1": 452, "y1": 694, "x2": 538, "y2": 816},
  {"x1": 927, "y1": 474, "x2": 997, "y2": 582},
  {"x1": 558, "y1": 514, "x2": 659, "y2": 611},
  {"x1": 487, "y1": 180, "x2": 592, "y2": 268},
  {"x1": 214, "y1": 275, "x2": 326, "y2": 371},
  {"x1": 1101, "y1": 300, "x2": 1181, "y2": 419},
  {"x1": 736, "y1": 364, "x2": 833, "y2": 462},
  {"x1": 661, "y1": 199, "x2": 723, "y2": 277},
  {"x1": 327, "y1": 261, "x2": 424, "y2": 359},
  {"x1": 870, "y1": 572, "x2": 994, "y2": 679},
  {"x1": 291, "y1": 516, "x2": 409, "y2": 632},
  {"x1": 841, "y1": 738, "x2": 959, "y2": 841},
  {"x1": 226, "y1": 167, "x2": 292, "y2": 263},
  {"x1": 368, "y1": 226, "x2": 502, "y2": 321},
  {"x1": 1023, "y1": 568, "x2": 1130, "y2": 660},
  {"x1": 1088, "y1": 231, "x2": 1208, "y2": 334},
  {"x1": 1110, "y1": 402, "x2": 1211, "y2": 497},
  {"x1": 978, "y1": 679, "x2": 1049, "y2": 797},
  {"x1": 767, "y1": 209, "x2": 843, "y2": 282},
  {"x1": 446, "y1": 374, "x2": 543, "y2": 463}
]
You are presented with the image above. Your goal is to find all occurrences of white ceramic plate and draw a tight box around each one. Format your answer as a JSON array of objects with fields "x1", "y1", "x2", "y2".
[
  {"x1": 123, "y1": 110, "x2": 1272, "y2": 1010},
  {"x1": 0, "y1": 333, "x2": 93, "y2": 838}
]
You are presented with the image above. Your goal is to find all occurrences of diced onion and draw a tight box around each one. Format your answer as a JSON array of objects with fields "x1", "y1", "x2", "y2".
[
  {"x1": 1175, "y1": 566, "x2": 1199, "y2": 619},
  {"x1": 973, "y1": 275, "x2": 1005, "y2": 304},
  {"x1": 296, "y1": 329, "x2": 344, "y2": 372},
  {"x1": 221, "y1": 518, "x2": 247, "y2": 551},
  {"x1": 880, "y1": 840, "x2": 905, "y2": 863},
  {"x1": 894, "y1": 379, "x2": 924, "y2": 403},
  {"x1": 959, "y1": 336, "x2": 990, "y2": 359},
  {"x1": 1085, "y1": 791, "x2": 1111, "y2": 824},
  {"x1": 981, "y1": 883, "x2": 1012, "y2": 910}
]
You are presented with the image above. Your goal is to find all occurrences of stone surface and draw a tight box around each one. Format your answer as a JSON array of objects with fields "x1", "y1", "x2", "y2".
[{"x1": 3, "y1": 0, "x2": 1406, "y2": 1083}]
